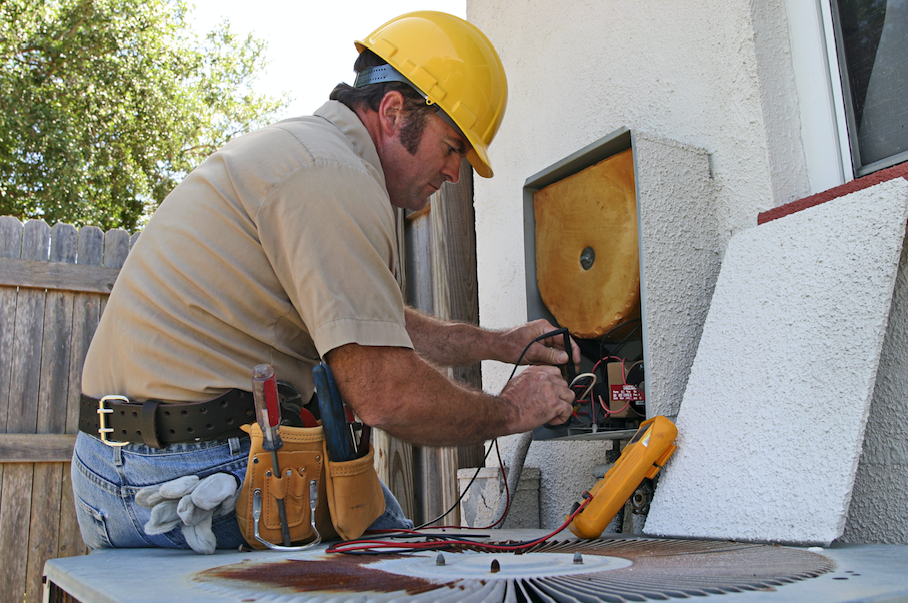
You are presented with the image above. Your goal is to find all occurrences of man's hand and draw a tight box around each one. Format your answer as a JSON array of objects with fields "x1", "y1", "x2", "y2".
[
  {"x1": 501, "y1": 319, "x2": 582, "y2": 367},
  {"x1": 499, "y1": 365, "x2": 576, "y2": 431}
]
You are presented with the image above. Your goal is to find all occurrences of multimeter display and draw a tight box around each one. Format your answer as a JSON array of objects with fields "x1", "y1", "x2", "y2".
[
  {"x1": 627, "y1": 423, "x2": 649, "y2": 445},
  {"x1": 568, "y1": 415, "x2": 677, "y2": 539}
]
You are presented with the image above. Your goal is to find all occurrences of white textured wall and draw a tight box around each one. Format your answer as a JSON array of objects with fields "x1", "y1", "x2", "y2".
[
  {"x1": 467, "y1": 0, "x2": 809, "y2": 529},
  {"x1": 844, "y1": 231, "x2": 908, "y2": 543}
]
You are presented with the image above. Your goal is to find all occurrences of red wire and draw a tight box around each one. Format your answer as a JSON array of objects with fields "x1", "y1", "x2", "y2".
[
  {"x1": 599, "y1": 394, "x2": 631, "y2": 415},
  {"x1": 595, "y1": 356, "x2": 637, "y2": 415},
  {"x1": 325, "y1": 494, "x2": 593, "y2": 555}
]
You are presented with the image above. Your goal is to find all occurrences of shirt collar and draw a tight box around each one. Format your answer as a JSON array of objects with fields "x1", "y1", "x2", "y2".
[{"x1": 314, "y1": 101, "x2": 385, "y2": 189}]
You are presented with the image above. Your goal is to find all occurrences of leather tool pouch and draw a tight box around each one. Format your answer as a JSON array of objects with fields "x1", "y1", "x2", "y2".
[
  {"x1": 324, "y1": 444, "x2": 386, "y2": 540},
  {"x1": 235, "y1": 423, "x2": 384, "y2": 548}
]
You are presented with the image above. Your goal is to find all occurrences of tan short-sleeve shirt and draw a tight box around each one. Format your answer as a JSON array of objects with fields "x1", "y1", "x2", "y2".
[{"x1": 82, "y1": 101, "x2": 412, "y2": 403}]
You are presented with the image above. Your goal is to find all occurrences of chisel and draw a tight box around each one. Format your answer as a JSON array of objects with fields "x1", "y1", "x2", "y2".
[{"x1": 252, "y1": 363, "x2": 292, "y2": 546}]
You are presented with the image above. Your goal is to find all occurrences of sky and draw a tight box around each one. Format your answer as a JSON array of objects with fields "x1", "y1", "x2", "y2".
[{"x1": 188, "y1": 0, "x2": 466, "y2": 121}]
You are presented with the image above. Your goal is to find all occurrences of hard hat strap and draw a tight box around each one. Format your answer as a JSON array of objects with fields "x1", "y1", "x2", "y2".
[
  {"x1": 353, "y1": 65, "x2": 470, "y2": 146},
  {"x1": 354, "y1": 64, "x2": 412, "y2": 88}
]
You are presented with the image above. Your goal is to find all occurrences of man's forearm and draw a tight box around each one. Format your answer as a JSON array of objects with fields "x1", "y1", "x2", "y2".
[
  {"x1": 404, "y1": 307, "x2": 580, "y2": 369},
  {"x1": 404, "y1": 307, "x2": 508, "y2": 366},
  {"x1": 327, "y1": 342, "x2": 518, "y2": 446}
]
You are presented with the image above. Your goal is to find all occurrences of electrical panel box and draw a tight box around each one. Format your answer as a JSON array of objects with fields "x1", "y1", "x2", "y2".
[{"x1": 525, "y1": 128, "x2": 647, "y2": 441}]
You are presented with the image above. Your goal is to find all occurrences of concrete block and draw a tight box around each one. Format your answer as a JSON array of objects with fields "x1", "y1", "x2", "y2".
[{"x1": 458, "y1": 467, "x2": 540, "y2": 529}]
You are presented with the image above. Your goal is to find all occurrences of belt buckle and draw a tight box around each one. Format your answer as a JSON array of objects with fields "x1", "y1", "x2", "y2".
[{"x1": 98, "y1": 395, "x2": 130, "y2": 447}]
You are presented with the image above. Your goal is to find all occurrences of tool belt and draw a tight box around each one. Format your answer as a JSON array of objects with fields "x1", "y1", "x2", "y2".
[
  {"x1": 78, "y1": 390, "x2": 254, "y2": 448},
  {"x1": 235, "y1": 422, "x2": 385, "y2": 548}
]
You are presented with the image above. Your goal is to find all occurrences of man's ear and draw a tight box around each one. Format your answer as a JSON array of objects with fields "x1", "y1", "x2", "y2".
[{"x1": 378, "y1": 90, "x2": 405, "y2": 137}]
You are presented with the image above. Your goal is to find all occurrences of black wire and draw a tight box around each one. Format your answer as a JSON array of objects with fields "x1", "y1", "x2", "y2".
[
  {"x1": 507, "y1": 327, "x2": 570, "y2": 382},
  {"x1": 598, "y1": 318, "x2": 642, "y2": 359},
  {"x1": 412, "y1": 442, "x2": 497, "y2": 530},
  {"x1": 608, "y1": 323, "x2": 641, "y2": 361},
  {"x1": 413, "y1": 327, "x2": 570, "y2": 530}
]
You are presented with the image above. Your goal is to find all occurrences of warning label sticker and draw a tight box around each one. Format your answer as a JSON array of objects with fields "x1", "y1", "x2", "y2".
[{"x1": 610, "y1": 384, "x2": 645, "y2": 403}]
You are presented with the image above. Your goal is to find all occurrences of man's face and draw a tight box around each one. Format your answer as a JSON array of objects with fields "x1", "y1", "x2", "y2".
[{"x1": 382, "y1": 111, "x2": 469, "y2": 211}]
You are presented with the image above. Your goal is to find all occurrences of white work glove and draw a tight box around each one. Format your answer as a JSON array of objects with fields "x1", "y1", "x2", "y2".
[{"x1": 136, "y1": 473, "x2": 240, "y2": 554}]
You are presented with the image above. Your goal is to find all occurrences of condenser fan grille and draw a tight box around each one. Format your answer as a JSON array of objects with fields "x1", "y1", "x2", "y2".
[{"x1": 193, "y1": 537, "x2": 835, "y2": 602}]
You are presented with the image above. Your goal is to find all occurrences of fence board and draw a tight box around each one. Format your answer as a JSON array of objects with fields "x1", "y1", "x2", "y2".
[
  {"x1": 0, "y1": 220, "x2": 49, "y2": 602},
  {"x1": 58, "y1": 226, "x2": 102, "y2": 564},
  {"x1": 102, "y1": 229, "x2": 130, "y2": 269},
  {"x1": 57, "y1": 468, "x2": 84, "y2": 560},
  {"x1": 68, "y1": 227, "x2": 103, "y2": 436},
  {"x1": 410, "y1": 160, "x2": 479, "y2": 525},
  {"x1": 0, "y1": 434, "x2": 76, "y2": 462},
  {"x1": 0, "y1": 216, "x2": 21, "y2": 256},
  {"x1": 0, "y1": 217, "x2": 23, "y2": 599},
  {"x1": 0, "y1": 464, "x2": 33, "y2": 600},
  {"x1": 100, "y1": 228, "x2": 129, "y2": 318},
  {"x1": 0, "y1": 257, "x2": 119, "y2": 293},
  {"x1": 373, "y1": 429, "x2": 416, "y2": 520},
  {"x1": 25, "y1": 225, "x2": 79, "y2": 601},
  {"x1": 39, "y1": 223, "x2": 77, "y2": 435},
  {"x1": 28, "y1": 462, "x2": 64, "y2": 599},
  {"x1": 0, "y1": 217, "x2": 23, "y2": 435}
]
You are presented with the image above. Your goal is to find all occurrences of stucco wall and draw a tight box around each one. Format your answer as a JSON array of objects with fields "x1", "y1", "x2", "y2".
[
  {"x1": 844, "y1": 234, "x2": 908, "y2": 544},
  {"x1": 467, "y1": 1, "x2": 810, "y2": 529}
]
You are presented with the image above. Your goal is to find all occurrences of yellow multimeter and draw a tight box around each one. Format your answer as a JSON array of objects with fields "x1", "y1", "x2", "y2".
[{"x1": 568, "y1": 415, "x2": 678, "y2": 539}]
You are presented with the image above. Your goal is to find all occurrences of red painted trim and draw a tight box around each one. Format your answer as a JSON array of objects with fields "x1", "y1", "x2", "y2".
[{"x1": 757, "y1": 161, "x2": 908, "y2": 225}]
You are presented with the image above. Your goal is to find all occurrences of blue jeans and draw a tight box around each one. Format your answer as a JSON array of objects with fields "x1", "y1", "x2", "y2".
[{"x1": 71, "y1": 431, "x2": 412, "y2": 550}]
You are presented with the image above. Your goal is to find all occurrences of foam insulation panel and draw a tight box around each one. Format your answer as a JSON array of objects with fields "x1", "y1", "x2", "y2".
[{"x1": 644, "y1": 178, "x2": 908, "y2": 546}]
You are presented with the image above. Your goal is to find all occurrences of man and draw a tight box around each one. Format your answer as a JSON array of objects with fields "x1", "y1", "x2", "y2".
[{"x1": 72, "y1": 11, "x2": 577, "y2": 552}]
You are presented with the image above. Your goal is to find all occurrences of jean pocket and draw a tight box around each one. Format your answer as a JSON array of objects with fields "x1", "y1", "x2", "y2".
[{"x1": 74, "y1": 494, "x2": 114, "y2": 550}]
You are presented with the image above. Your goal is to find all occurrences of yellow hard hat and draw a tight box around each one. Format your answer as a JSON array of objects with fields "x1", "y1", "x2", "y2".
[{"x1": 355, "y1": 11, "x2": 507, "y2": 178}]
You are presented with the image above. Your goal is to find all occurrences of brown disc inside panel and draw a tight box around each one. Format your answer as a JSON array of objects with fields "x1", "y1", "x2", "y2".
[{"x1": 534, "y1": 148, "x2": 639, "y2": 339}]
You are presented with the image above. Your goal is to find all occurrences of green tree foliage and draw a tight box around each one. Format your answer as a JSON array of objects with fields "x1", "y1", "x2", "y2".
[{"x1": 0, "y1": 0, "x2": 287, "y2": 230}]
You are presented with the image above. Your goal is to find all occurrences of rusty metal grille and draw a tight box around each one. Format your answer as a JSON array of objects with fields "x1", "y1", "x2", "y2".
[{"x1": 193, "y1": 538, "x2": 835, "y2": 602}]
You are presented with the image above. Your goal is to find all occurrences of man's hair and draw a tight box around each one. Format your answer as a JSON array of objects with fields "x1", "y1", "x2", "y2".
[{"x1": 331, "y1": 50, "x2": 434, "y2": 154}]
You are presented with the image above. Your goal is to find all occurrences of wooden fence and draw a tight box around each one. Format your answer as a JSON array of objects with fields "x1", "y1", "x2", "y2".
[{"x1": 0, "y1": 216, "x2": 133, "y2": 603}]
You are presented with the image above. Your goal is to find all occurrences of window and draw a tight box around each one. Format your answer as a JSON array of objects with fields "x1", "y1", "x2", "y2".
[{"x1": 831, "y1": 0, "x2": 908, "y2": 176}]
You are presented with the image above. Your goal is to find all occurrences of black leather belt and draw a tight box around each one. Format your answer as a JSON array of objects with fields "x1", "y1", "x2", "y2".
[{"x1": 79, "y1": 390, "x2": 255, "y2": 449}]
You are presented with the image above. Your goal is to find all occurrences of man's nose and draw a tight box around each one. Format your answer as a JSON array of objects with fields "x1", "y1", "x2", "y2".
[{"x1": 442, "y1": 156, "x2": 461, "y2": 184}]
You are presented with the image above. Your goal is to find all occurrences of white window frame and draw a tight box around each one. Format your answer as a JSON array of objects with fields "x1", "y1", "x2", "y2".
[{"x1": 785, "y1": 0, "x2": 855, "y2": 193}]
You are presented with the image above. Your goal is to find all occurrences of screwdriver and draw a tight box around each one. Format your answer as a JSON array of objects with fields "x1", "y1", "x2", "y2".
[{"x1": 252, "y1": 363, "x2": 291, "y2": 547}]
